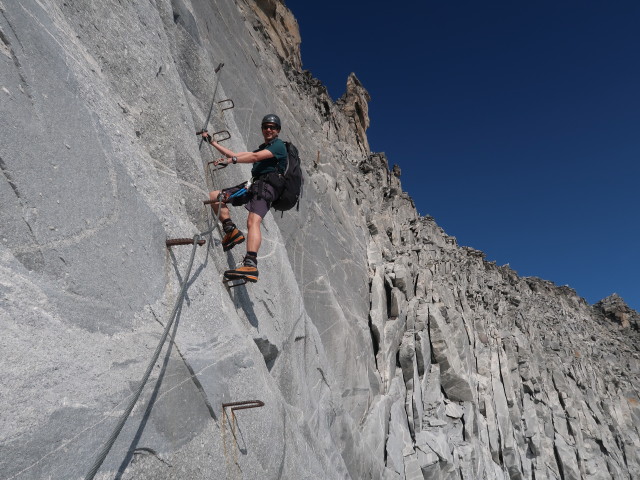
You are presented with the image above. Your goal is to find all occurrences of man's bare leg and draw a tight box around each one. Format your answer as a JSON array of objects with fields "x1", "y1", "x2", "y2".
[
  {"x1": 211, "y1": 190, "x2": 245, "y2": 251},
  {"x1": 223, "y1": 212, "x2": 261, "y2": 283},
  {"x1": 209, "y1": 190, "x2": 231, "y2": 222},
  {"x1": 246, "y1": 212, "x2": 262, "y2": 253}
]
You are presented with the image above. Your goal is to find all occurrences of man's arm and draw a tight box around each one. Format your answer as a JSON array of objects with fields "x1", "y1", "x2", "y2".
[
  {"x1": 228, "y1": 149, "x2": 273, "y2": 165},
  {"x1": 213, "y1": 148, "x2": 274, "y2": 166},
  {"x1": 209, "y1": 140, "x2": 250, "y2": 158}
]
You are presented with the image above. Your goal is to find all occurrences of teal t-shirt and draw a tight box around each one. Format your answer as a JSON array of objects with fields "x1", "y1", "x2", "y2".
[{"x1": 251, "y1": 138, "x2": 287, "y2": 177}]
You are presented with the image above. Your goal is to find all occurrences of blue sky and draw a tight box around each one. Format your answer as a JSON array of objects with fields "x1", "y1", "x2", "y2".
[{"x1": 285, "y1": 1, "x2": 639, "y2": 311}]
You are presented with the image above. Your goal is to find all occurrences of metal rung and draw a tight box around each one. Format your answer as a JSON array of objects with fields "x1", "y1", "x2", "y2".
[
  {"x1": 223, "y1": 278, "x2": 248, "y2": 289},
  {"x1": 222, "y1": 400, "x2": 264, "y2": 413},
  {"x1": 212, "y1": 130, "x2": 230, "y2": 142},
  {"x1": 218, "y1": 99, "x2": 235, "y2": 112},
  {"x1": 166, "y1": 238, "x2": 206, "y2": 247}
]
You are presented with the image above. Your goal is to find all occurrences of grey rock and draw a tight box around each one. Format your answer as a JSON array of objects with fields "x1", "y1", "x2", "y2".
[
  {"x1": 444, "y1": 403, "x2": 464, "y2": 419},
  {"x1": 1, "y1": 1, "x2": 639, "y2": 479},
  {"x1": 386, "y1": 377, "x2": 413, "y2": 478},
  {"x1": 336, "y1": 73, "x2": 371, "y2": 152},
  {"x1": 594, "y1": 293, "x2": 640, "y2": 330},
  {"x1": 428, "y1": 304, "x2": 474, "y2": 402}
]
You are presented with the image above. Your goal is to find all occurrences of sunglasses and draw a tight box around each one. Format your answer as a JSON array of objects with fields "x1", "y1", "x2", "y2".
[{"x1": 261, "y1": 124, "x2": 279, "y2": 131}]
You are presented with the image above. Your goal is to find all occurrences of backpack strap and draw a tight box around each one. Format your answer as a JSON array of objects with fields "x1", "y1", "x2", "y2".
[{"x1": 279, "y1": 141, "x2": 290, "y2": 175}]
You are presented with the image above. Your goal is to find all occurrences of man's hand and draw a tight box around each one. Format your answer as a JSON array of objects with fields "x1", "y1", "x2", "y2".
[
  {"x1": 197, "y1": 130, "x2": 213, "y2": 143},
  {"x1": 213, "y1": 158, "x2": 229, "y2": 167}
]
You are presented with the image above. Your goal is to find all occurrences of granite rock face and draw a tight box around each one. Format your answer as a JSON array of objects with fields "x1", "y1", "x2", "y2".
[
  {"x1": 1, "y1": 1, "x2": 639, "y2": 479},
  {"x1": 337, "y1": 72, "x2": 371, "y2": 153},
  {"x1": 595, "y1": 294, "x2": 640, "y2": 331}
]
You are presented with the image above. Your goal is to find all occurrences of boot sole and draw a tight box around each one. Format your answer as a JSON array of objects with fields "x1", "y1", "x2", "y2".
[
  {"x1": 224, "y1": 272, "x2": 258, "y2": 283},
  {"x1": 222, "y1": 235, "x2": 245, "y2": 252}
]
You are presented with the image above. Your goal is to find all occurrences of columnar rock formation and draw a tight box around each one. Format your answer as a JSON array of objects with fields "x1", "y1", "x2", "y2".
[
  {"x1": 337, "y1": 73, "x2": 372, "y2": 152},
  {"x1": 1, "y1": 1, "x2": 638, "y2": 479}
]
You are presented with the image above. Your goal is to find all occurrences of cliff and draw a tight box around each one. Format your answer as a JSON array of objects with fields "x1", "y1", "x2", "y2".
[{"x1": 1, "y1": 1, "x2": 639, "y2": 479}]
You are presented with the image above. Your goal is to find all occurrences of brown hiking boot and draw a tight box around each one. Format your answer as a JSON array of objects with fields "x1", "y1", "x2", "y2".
[
  {"x1": 224, "y1": 256, "x2": 259, "y2": 283},
  {"x1": 221, "y1": 228, "x2": 245, "y2": 252}
]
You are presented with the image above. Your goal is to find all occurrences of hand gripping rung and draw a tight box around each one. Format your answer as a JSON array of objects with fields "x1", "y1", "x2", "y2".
[{"x1": 207, "y1": 160, "x2": 228, "y2": 171}]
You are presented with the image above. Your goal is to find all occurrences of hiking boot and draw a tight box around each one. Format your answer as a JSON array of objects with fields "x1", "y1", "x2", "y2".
[
  {"x1": 221, "y1": 228, "x2": 245, "y2": 252},
  {"x1": 224, "y1": 256, "x2": 259, "y2": 283}
]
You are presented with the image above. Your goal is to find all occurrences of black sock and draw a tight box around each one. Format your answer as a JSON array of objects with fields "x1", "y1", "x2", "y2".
[
  {"x1": 246, "y1": 251, "x2": 258, "y2": 265},
  {"x1": 222, "y1": 219, "x2": 235, "y2": 233}
]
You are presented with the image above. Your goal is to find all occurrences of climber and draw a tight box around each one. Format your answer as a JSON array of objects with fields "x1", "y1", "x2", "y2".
[{"x1": 200, "y1": 114, "x2": 287, "y2": 283}]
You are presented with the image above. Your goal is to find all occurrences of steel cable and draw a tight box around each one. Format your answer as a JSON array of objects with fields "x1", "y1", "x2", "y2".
[
  {"x1": 86, "y1": 63, "x2": 230, "y2": 477},
  {"x1": 199, "y1": 63, "x2": 224, "y2": 150},
  {"x1": 84, "y1": 232, "x2": 208, "y2": 480}
]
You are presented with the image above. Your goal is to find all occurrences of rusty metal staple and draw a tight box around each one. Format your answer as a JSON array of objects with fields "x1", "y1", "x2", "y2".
[
  {"x1": 165, "y1": 238, "x2": 206, "y2": 247},
  {"x1": 222, "y1": 400, "x2": 265, "y2": 413}
]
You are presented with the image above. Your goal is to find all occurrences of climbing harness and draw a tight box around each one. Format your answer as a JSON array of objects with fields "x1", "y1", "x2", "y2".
[
  {"x1": 205, "y1": 183, "x2": 254, "y2": 290},
  {"x1": 229, "y1": 188, "x2": 246, "y2": 199},
  {"x1": 227, "y1": 178, "x2": 252, "y2": 201}
]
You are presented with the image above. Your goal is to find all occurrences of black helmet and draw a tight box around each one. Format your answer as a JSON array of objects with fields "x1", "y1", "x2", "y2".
[{"x1": 261, "y1": 114, "x2": 281, "y2": 129}]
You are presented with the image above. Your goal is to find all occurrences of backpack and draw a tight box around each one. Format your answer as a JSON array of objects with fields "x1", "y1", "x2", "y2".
[{"x1": 271, "y1": 141, "x2": 303, "y2": 212}]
